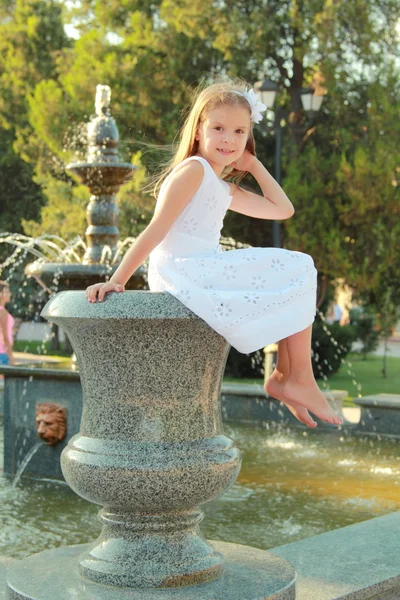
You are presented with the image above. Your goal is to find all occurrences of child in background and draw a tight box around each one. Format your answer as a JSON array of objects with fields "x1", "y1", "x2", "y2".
[
  {"x1": 0, "y1": 281, "x2": 15, "y2": 366},
  {"x1": 86, "y1": 80, "x2": 342, "y2": 429}
]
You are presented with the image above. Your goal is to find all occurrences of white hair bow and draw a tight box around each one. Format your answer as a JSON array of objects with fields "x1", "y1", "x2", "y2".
[{"x1": 242, "y1": 88, "x2": 267, "y2": 124}]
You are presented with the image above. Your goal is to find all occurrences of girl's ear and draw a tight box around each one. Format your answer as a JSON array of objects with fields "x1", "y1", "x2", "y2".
[{"x1": 195, "y1": 121, "x2": 202, "y2": 141}]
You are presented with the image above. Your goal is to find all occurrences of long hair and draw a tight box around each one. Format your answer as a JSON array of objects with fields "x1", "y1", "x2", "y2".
[{"x1": 152, "y1": 79, "x2": 257, "y2": 197}]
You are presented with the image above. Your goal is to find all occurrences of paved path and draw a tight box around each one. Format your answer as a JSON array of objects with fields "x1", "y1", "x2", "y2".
[
  {"x1": 352, "y1": 339, "x2": 400, "y2": 358},
  {"x1": 342, "y1": 407, "x2": 360, "y2": 423},
  {"x1": 375, "y1": 339, "x2": 400, "y2": 357}
]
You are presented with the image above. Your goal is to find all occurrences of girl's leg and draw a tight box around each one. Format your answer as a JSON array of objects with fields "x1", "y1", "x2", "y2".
[
  {"x1": 275, "y1": 338, "x2": 289, "y2": 379},
  {"x1": 283, "y1": 325, "x2": 342, "y2": 425},
  {"x1": 265, "y1": 340, "x2": 318, "y2": 428}
]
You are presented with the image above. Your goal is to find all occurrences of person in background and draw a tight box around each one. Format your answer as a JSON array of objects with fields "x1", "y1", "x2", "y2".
[
  {"x1": 0, "y1": 281, "x2": 15, "y2": 365},
  {"x1": 326, "y1": 302, "x2": 343, "y2": 325}
]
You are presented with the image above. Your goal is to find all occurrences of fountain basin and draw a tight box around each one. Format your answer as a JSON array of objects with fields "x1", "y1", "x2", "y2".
[
  {"x1": 25, "y1": 263, "x2": 147, "y2": 290},
  {"x1": 0, "y1": 363, "x2": 358, "y2": 482},
  {"x1": 67, "y1": 162, "x2": 136, "y2": 191},
  {"x1": 1, "y1": 419, "x2": 399, "y2": 560},
  {"x1": 354, "y1": 394, "x2": 400, "y2": 437}
]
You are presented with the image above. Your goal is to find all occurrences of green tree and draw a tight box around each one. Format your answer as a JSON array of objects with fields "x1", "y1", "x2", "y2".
[
  {"x1": 284, "y1": 66, "x2": 399, "y2": 307},
  {"x1": 0, "y1": 131, "x2": 45, "y2": 234},
  {"x1": 0, "y1": 0, "x2": 70, "y2": 234}
]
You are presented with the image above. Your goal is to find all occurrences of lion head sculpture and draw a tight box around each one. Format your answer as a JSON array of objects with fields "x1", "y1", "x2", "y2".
[{"x1": 35, "y1": 403, "x2": 67, "y2": 446}]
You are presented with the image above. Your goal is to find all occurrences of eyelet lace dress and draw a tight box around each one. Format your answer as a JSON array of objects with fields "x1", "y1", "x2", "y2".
[{"x1": 148, "y1": 155, "x2": 318, "y2": 354}]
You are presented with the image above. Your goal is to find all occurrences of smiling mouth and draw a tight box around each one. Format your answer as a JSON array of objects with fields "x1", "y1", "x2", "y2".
[{"x1": 217, "y1": 149, "x2": 234, "y2": 154}]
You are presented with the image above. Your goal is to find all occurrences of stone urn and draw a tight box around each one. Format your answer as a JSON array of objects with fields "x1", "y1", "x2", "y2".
[
  {"x1": 6, "y1": 290, "x2": 296, "y2": 599},
  {"x1": 44, "y1": 290, "x2": 240, "y2": 587}
]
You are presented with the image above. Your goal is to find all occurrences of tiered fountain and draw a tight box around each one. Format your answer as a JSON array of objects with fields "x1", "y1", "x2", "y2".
[{"x1": 25, "y1": 84, "x2": 145, "y2": 293}]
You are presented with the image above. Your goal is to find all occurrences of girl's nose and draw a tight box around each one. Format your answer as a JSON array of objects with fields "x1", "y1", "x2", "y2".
[{"x1": 222, "y1": 132, "x2": 233, "y2": 143}]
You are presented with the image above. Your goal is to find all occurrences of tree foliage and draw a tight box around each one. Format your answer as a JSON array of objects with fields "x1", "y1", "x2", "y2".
[
  {"x1": 0, "y1": 0, "x2": 398, "y2": 318},
  {"x1": 0, "y1": 0, "x2": 70, "y2": 233},
  {"x1": 284, "y1": 65, "x2": 399, "y2": 316}
]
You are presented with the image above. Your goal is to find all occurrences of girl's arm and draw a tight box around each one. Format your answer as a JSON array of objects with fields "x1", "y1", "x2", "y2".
[
  {"x1": 0, "y1": 312, "x2": 14, "y2": 365},
  {"x1": 228, "y1": 152, "x2": 294, "y2": 220},
  {"x1": 86, "y1": 161, "x2": 204, "y2": 302}
]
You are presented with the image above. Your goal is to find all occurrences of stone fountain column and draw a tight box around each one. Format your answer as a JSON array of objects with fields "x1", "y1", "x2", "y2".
[
  {"x1": 25, "y1": 84, "x2": 145, "y2": 295},
  {"x1": 6, "y1": 291, "x2": 296, "y2": 599},
  {"x1": 67, "y1": 84, "x2": 136, "y2": 266}
]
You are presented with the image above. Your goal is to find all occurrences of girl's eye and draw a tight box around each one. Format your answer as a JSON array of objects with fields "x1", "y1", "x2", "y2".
[
  {"x1": 236, "y1": 129, "x2": 244, "y2": 134},
  {"x1": 214, "y1": 126, "x2": 222, "y2": 131}
]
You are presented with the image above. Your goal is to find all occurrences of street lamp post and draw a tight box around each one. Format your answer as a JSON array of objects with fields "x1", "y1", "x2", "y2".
[
  {"x1": 254, "y1": 78, "x2": 325, "y2": 248},
  {"x1": 273, "y1": 107, "x2": 283, "y2": 248}
]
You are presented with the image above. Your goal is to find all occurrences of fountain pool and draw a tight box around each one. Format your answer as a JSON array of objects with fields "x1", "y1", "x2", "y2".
[{"x1": 1, "y1": 418, "x2": 399, "y2": 561}]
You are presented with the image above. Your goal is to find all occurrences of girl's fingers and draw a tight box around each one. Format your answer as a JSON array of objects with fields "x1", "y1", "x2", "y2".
[
  {"x1": 86, "y1": 282, "x2": 124, "y2": 302},
  {"x1": 97, "y1": 283, "x2": 113, "y2": 302},
  {"x1": 86, "y1": 285, "x2": 98, "y2": 302}
]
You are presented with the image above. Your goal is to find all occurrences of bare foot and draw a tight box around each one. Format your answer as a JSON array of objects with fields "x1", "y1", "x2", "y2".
[
  {"x1": 282, "y1": 377, "x2": 343, "y2": 426},
  {"x1": 265, "y1": 372, "x2": 318, "y2": 429}
]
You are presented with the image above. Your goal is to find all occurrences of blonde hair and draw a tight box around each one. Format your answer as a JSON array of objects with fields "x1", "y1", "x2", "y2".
[{"x1": 152, "y1": 79, "x2": 257, "y2": 196}]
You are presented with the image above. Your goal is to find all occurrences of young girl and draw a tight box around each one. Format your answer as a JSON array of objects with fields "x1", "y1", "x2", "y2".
[
  {"x1": 0, "y1": 281, "x2": 15, "y2": 366},
  {"x1": 86, "y1": 81, "x2": 342, "y2": 429}
]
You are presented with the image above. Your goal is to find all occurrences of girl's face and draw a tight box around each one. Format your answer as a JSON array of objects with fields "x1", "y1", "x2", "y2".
[{"x1": 196, "y1": 104, "x2": 251, "y2": 172}]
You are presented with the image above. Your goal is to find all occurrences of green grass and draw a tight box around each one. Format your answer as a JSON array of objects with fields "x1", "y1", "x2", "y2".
[
  {"x1": 224, "y1": 353, "x2": 400, "y2": 407},
  {"x1": 320, "y1": 353, "x2": 400, "y2": 399},
  {"x1": 13, "y1": 340, "x2": 72, "y2": 358}
]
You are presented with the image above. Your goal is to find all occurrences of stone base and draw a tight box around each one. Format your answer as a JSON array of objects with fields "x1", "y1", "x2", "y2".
[
  {"x1": 271, "y1": 511, "x2": 400, "y2": 599},
  {"x1": 6, "y1": 541, "x2": 296, "y2": 600}
]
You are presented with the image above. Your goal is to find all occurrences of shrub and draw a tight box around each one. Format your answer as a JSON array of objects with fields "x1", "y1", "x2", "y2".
[
  {"x1": 224, "y1": 347, "x2": 264, "y2": 379},
  {"x1": 349, "y1": 307, "x2": 380, "y2": 359},
  {"x1": 312, "y1": 320, "x2": 356, "y2": 379}
]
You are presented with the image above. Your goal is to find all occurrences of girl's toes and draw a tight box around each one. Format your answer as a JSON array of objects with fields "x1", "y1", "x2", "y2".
[
  {"x1": 288, "y1": 405, "x2": 317, "y2": 428},
  {"x1": 303, "y1": 413, "x2": 318, "y2": 428}
]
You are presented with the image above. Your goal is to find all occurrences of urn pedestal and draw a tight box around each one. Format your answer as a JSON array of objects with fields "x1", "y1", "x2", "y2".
[{"x1": 6, "y1": 291, "x2": 296, "y2": 599}]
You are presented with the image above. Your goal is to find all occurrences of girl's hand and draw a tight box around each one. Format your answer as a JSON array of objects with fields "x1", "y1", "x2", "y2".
[
  {"x1": 85, "y1": 281, "x2": 125, "y2": 303},
  {"x1": 230, "y1": 149, "x2": 257, "y2": 172}
]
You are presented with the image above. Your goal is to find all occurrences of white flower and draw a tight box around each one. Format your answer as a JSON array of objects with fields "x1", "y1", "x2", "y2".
[{"x1": 243, "y1": 88, "x2": 267, "y2": 124}]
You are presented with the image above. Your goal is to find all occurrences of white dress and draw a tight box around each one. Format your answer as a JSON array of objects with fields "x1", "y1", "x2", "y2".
[{"x1": 148, "y1": 155, "x2": 318, "y2": 354}]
